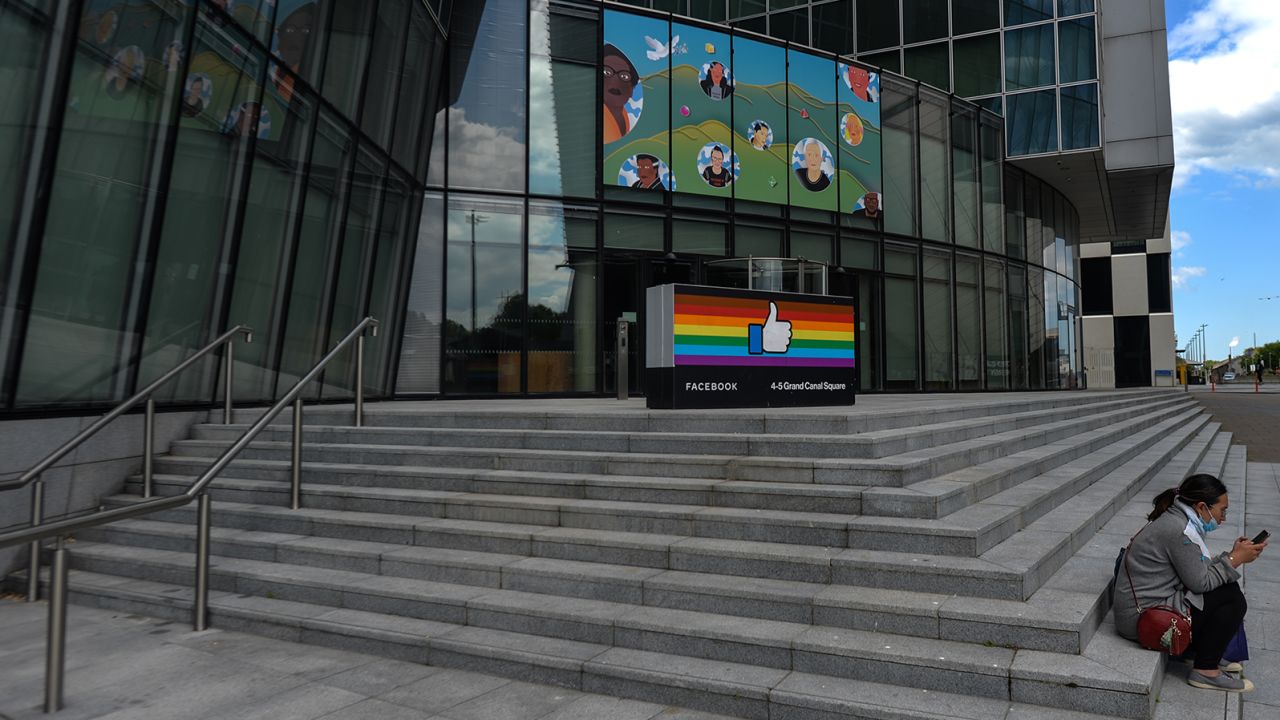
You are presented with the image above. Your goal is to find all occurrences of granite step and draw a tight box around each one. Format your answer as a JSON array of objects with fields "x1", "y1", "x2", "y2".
[
  {"x1": 57, "y1": 567, "x2": 1154, "y2": 719},
  {"x1": 168, "y1": 395, "x2": 1194, "y2": 487},
  {"x1": 191, "y1": 392, "x2": 1177, "y2": 460}
]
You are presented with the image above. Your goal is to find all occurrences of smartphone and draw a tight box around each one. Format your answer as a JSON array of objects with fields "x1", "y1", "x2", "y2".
[{"x1": 1252, "y1": 530, "x2": 1270, "y2": 544}]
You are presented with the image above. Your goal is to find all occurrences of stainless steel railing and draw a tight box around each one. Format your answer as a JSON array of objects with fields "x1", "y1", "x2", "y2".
[{"x1": 0, "y1": 317, "x2": 378, "y2": 713}]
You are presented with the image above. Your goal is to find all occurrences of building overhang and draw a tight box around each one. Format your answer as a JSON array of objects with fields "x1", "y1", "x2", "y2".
[{"x1": 1010, "y1": 150, "x2": 1172, "y2": 242}]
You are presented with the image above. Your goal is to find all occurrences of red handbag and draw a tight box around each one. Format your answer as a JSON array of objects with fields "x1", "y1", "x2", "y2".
[{"x1": 1124, "y1": 526, "x2": 1193, "y2": 656}]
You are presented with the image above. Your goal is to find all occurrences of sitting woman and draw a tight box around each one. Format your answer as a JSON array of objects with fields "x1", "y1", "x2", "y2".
[{"x1": 1113, "y1": 473, "x2": 1265, "y2": 692}]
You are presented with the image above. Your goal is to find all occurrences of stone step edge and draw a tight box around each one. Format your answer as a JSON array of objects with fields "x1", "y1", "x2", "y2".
[
  {"x1": 167, "y1": 395, "x2": 1196, "y2": 486},
  {"x1": 78, "y1": 515, "x2": 1100, "y2": 654},
  {"x1": 864, "y1": 406, "x2": 1205, "y2": 518},
  {"x1": 57, "y1": 562, "x2": 1153, "y2": 719},
  {"x1": 194, "y1": 393, "x2": 1185, "y2": 459}
]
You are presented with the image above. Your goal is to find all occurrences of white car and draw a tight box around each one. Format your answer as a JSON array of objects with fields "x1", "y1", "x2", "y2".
[{"x1": 1223, "y1": 372, "x2": 1236, "y2": 381}]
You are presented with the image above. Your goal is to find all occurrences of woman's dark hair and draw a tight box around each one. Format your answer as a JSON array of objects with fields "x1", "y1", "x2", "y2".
[
  {"x1": 602, "y1": 44, "x2": 638, "y2": 85},
  {"x1": 1149, "y1": 473, "x2": 1228, "y2": 521}
]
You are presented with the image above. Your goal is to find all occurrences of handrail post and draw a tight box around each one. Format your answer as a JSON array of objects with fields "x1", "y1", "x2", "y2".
[
  {"x1": 143, "y1": 397, "x2": 155, "y2": 498},
  {"x1": 44, "y1": 536, "x2": 68, "y2": 713},
  {"x1": 27, "y1": 479, "x2": 44, "y2": 602},
  {"x1": 193, "y1": 493, "x2": 211, "y2": 632},
  {"x1": 223, "y1": 338, "x2": 235, "y2": 424},
  {"x1": 355, "y1": 334, "x2": 365, "y2": 428},
  {"x1": 290, "y1": 397, "x2": 303, "y2": 510}
]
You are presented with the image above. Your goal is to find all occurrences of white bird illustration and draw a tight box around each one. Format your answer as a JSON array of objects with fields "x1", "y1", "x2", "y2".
[{"x1": 644, "y1": 34, "x2": 678, "y2": 61}]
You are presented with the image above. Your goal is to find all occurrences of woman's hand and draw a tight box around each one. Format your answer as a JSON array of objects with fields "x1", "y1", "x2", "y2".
[{"x1": 1229, "y1": 536, "x2": 1267, "y2": 567}]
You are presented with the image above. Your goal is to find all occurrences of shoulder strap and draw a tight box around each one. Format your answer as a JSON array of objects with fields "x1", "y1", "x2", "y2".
[{"x1": 1122, "y1": 522, "x2": 1151, "y2": 613}]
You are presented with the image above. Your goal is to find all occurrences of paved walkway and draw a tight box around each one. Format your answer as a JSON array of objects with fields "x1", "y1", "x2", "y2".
[
  {"x1": 1190, "y1": 386, "x2": 1280, "y2": 461},
  {"x1": 0, "y1": 600, "x2": 740, "y2": 720}
]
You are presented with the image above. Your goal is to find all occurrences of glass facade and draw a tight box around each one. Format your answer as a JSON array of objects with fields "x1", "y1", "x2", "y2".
[{"x1": 0, "y1": 0, "x2": 1086, "y2": 415}]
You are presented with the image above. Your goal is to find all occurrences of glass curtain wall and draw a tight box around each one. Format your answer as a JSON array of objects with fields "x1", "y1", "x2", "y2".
[{"x1": 0, "y1": 0, "x2": 447, "y2": 413}]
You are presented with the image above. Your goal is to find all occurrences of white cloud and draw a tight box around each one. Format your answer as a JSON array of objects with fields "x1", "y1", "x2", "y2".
[
  {"x1": 1171, "y1": 265, "x2": 1207, "y2": 289},
  {"x1": 1171, "y1": 229, "x2": 1191, "y2": 257},
  {"x1": 1169, "y1": 1, "x2": 1280, "y2": 188}
]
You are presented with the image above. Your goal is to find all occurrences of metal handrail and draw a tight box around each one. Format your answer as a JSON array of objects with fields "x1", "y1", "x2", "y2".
[{"x1": 0, "y1": 317, "x2": 377, "y2": 713}]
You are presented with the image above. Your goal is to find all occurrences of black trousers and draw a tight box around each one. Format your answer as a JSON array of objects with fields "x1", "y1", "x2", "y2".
[{"x1": 1188, "y1": 581, "x2": 1247, "y2": 670}]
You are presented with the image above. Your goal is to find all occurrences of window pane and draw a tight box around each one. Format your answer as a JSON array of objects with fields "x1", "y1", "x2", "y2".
[
  {"x1": 1059, "y1": 0, "x2": 1094, "y2": 17},
  {"x1": 272, "y1": 0, "x2": 331, "y2": 89},
  {"x1": 365, "y1": 172, "x2": 416, "y2": 394},
  {"x1": 1003, "y1": 167, "x2": 1025, "y2": 259},
  {"x1": 770, "y1": 7, "x2": 808, "y2": 44},
  {"x1": 882, "y1": 76, "x2": 917, "y2": 237},
  {"x1": 321, "y1": 2, "x2": 375, "y2": 119},
  {"x1": 884, "y1": 245, "x2": 918, "y2": 389},
  {"x1": 1060, "y1": 83, "x2": 1099, "y2": 150},
  {"x1": 1006, "y1": 89, "x2": 1057, "y2": 155},
  {"x1": 857, "y1": 0, "x2": 899, "y2": 51},
  {"x1": 391, "y1": 7, "x2": 439, "y2": 178},
  {"x1": 904, "y1": 42, "x2": 950, "y2": 92},
  {"x1": 445, "y1": 195, "x2": 525, "y2": 393},
  {"x1": 529, "y1": 58, "x2": 596, "y2": 197},
  {"x1": 360, "y1": 0, "x2": 411, "y2": 148},
  {"x1": 985, "y1": 259, "x2": 1008, "y2": 388},
  {"x1": 731, "y1": 0, "x2": 767, "y2": 15},
  {"x1": 974, "y1": 95, "x2": 1002, "y2": 116},
  {"x1": 790, "y1": 231, "x2": 832, "y2": 264},
  {"x1": 841, "y1": 237, "x2": 878, "y2": 269},
  {"x1": 397, "y1": 192, "x2": 445, "y2": 393},
  {"x1": 904, "y1": 0, "x2": 949, "y2": 44},
  {"x1": 812, "y1": 1, "x2": 852, "y2": 55},
  {"x1": 449, "y1": 0, "x2": 527, "y2": 193},
  {"x1": 1007, "y1": 265, "x2": 1028, "y2": 388},
  {"x1": 734, "y1": 224, "x2": 782, "y2": 257},
  {"x1": 953, "y1": 34, "x2": 1001, "y2": 98},
  {"x1": 860, "y1": 49, "x2": 900, "y2": 74},
  {"x1": 226, "y1": 68, "x2": 318, "y2": 401},
  {"x1": 1028, "y1": 266, "x2": 1044, "y2": 387},
  {"x1": 956, "y1": 255, "x2": 981, "y2": 388},
  {"x1": 16, "y1": 0, "x2": 194, "y2": 406},
  {"x1": 528, "y1": 203, "x2": 597, "y2": 392},
  {"x1": 605, "y1": 213, "x2": 663, "y2": 251},
  {"x1": 0, "y1": 4, "x2": 49, "y2": 294},
  {"x1": 1005, "y1": 0, "x2": 1053, "y2": 26},
  {"x1": 952, "y1": 105, "x2": 979, "y2": 248},
  {"x1": 1005, "y1": 24, "x2": 1055, "y2": 91},
  {"x1": 1058, "y1": 17, "x2": 1095, "y2": 83},
  {"x1": 227, "y1": 0, "x2": 275, "y2": 42},
  {"x1": 690, "y1": 0, "x2": 728, "y2": 22},
  {"x1": 280, "y1": 109, "x2": 352, "y2": 397},
  {"x1": 953, "y1": 0, "x2": 1000, "y2": 35},
  {"x1": 980, "y1": 119, "x2": 1004, "y2": 254},
  {"x1": 674, "y1": 220, "x2": 728, "y2": 256},
  {"x1": 919, "y1": 90, "x2": 949, "y2": 242},
  {"x1": 923, "y1": 250, "x2": 953, "y2": 390}
]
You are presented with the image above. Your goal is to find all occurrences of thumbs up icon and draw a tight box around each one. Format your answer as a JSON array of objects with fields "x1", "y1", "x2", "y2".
[{"x1": 747, "y1": 301, "x2": 792, "y2": 355}]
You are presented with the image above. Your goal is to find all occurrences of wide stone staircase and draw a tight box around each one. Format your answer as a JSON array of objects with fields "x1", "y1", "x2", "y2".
[{"x1": 53, "y1": 389, "x2": 1249, "y2": 719}]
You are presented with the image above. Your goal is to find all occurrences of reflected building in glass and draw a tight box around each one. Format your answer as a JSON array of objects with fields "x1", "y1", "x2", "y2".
[{"x1": 0, "y1": 0, "x2": 1173, "y2": 418}]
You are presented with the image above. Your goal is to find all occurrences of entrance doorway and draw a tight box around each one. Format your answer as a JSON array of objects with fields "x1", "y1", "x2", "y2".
[{"x1": 602, "y1": 255, "x2": 695, "y2": 396}]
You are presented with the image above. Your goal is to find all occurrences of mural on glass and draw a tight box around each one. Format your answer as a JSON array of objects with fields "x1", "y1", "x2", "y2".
[
  {"x1": 602, "y1": 10, "x2": 673, "y2": 191},
  {"x1": 670, "y1": 22, "x2": 735, "y2": 198},
  {"x1": 731, "y1": 35, "x2": 788, "y2": 205},
  {"x1": 836, "y1": 61, "x2": 883, "y2": 225},
  {"x1": 786, "y1": 49, "x2": 837, "y2": 212}
]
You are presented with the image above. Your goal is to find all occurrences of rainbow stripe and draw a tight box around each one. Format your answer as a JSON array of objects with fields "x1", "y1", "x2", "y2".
[{"x1": 673, "y1": 291, "x2": 856, "y2": 368}]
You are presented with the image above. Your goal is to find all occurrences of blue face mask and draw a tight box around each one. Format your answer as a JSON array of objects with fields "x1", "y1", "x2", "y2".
[{"x1": 1197, "y1": 507, "x2": 1219, "y2": 534}]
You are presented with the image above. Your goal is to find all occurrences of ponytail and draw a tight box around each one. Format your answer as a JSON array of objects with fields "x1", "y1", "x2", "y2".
[
  {"x1": 1148, "y1": 473, "x2": 1228, "y2": 521},
  {"x1": 1148, "y1": 488, "x2": 1178, "y2": 521}
]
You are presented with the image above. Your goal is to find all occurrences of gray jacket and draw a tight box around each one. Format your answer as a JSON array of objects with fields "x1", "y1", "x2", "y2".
[{"x1": 1113, "y1": 504, "x2": 1240, "y2": 640}]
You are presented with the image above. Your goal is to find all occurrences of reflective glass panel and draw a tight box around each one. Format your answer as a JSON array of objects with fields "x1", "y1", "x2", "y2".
[
  {"x1": 904, "y1": 42, "x2": 950, "y2": 92},
  {"x1": 953, "y1": 0, "x2": 1000, "y2": 36},
  {"x1": 922, "y1": 250, "x2": 953, "y2": 390},
  {"x1": 812, "y1": 1, "x2": 853, "y2": 55},
  {"x1": 956, "y1": 254, "x2": 981, "y2": 388},
  {"x1": 980, "y1": 118, "x2": 1004, "y2": 253},
  {"x1": 1007, "y1": 265, "x2": 1028, "y2": 388},
  {"x1": 984, "y1": 259, "x2": 1008, "y2": 388},
  {"x1": 857, "y1": 0, "x2": 900, "y2": 51},
  {"x1": 884, "y1": 244, "x2": 918, "y2": 389},
  {"x1": 1060, "y1": 83, "x2": 1099, "y2": 150},
  {"x1": 953, "y1": 34, "x2": 1001, "y2": 98},
  {"x1": 904, "y1": 0, "x2": 949, "y2": 44},
  {"x1": 1058, "y1": 0, "x2": 1094, "y2": 17},
  {"x1": 1005, "y1": 24, "x2": 1055, "y2": 91},
  {"x1": 952, "y1": 104, "x2": 979, "y2": 248},
  {"x1": 882, "y1": 76, "x2": 917, "y2": 236},
  {"x1": 450, "y1": 0, "x2": 527, "y2": 193},
  {"x1": 674, "y1": 220, "x2": 728, "y2": 256},
  {"x1": 397, "y1": 192, "x2": 445, "y2": 394},
  {"x1": 528, "y1": 203, "x2": 597, "y2": 392},
  {"x1": 1058, "y1": 17, "x2": 1096, "y2": 83},
  {"x1": 320, "y1": 2, "x2": 375, "y2": 119},
  {"x1": 1005, "y1": 0, "x2": 1053, "y2": 26},
  {"x1": 919, "y1": 90, "x2": 949, "y2": 242},
  {"x1": 860, "y1": 49, "x2": 900, "y2": 74},
  {"x1": 360, "y1": 0, "x2": 411, "y2": 148},
  {"x1": 444, "y1": 195, "x2": 525, "y2": 393},
  {"x1": 1006, "y1": 89, "x2": 1057, "y2": 155},
  {"x1": 770, "y1": 8, "x2": 808, "y2": 44}
]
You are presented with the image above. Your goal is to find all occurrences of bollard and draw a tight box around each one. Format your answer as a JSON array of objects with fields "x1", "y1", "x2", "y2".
[{"x1": 616, "y1": 318, "x2": 629, "y2": 401}]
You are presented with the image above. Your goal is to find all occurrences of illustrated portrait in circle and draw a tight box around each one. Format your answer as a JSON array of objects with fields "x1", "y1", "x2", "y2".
[
  {"x1": 181, "y1": 73, "x2": 213, "y2": 118},
  {"x1": 226, "y1": 101, "x2": 273, "y2": 139},
  {"x1": 747, "y1": 120, "x2": 773, "y2": 151},
  {"x1": 840, "y1": 63, "x2": 880, "y2": 104},
  {"x1": 696, "y1": 143, "x2": 738, "y2": 189},
  {"x1": 840, "y1": 112, "x2": 865, "y2": 146},
  {"x1": 602, "y1": 43, "x2": 643, "y2": 144},
  {"x1": 853, "y1": 191, "x2": 882, "y2": 219},
  {"x1": 103, "y1": 46, "x2": 145, "y2": 100},
  {"x1": 699, "y1": 61, "x2": 733, "y2": 101},
  {"x1": 162, "y1": 41, "x2": 184, "y2": 73},
  {"x1": 272, "y1": 1, "x2": 316, "y2": 103},
  {"x1": 792, "y1": 138, "x2": 834, "y2": 192},
  {"x1": 95, "y1": 10, "x2": 119, "y2": 44},
  {"x1": 618, "y1": 154, "x2": 674, "y2": 191}
]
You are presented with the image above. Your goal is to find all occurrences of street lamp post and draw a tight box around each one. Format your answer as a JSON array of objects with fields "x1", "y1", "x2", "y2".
[{"x1": 466, "y1": 211, "x2": 489, "y2": 335}]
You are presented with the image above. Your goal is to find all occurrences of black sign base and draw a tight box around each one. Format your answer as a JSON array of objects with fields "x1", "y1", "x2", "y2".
[{"x1": 646, "y1": 367, "x2": 856, "y2": 409}]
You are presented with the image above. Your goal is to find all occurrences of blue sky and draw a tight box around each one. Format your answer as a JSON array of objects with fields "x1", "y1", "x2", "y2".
[{"x1": 1164, "y1": 0, "x2": 1280, "y2": 361}]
